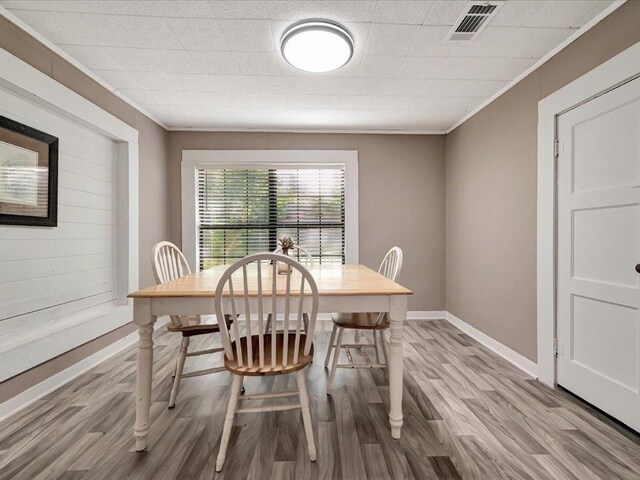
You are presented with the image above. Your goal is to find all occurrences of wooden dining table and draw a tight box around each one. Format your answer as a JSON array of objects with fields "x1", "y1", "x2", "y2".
[{"x1": 128, "y1": 263, "x2": 412, "y2": 451}]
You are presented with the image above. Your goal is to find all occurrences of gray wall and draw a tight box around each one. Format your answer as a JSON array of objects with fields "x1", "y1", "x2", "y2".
[
  {"x1": 0, "y1": 15, "x2": 170, "y2": 404},
  {"x1": 445, "y1": 1, "x2": 640, "y2": 362},
  {"x1": 168, "y1": 132, "x2": 446, "y2": 311}
]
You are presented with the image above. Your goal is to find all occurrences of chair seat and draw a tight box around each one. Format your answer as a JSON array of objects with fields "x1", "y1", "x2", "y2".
[
  {"x1": 168, "y1": 314, "x2": 233, "y2": 337},
  {"x1": 331, "y1": 312, "x2": 389, "y2": 330},
  {"x1": 224, "y1": 333, "x2": 314, "y2": 377}
]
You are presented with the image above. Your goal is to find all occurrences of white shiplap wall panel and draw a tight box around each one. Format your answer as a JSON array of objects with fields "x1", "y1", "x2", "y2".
[
  {"x1": 0, "y1": 87, "x2": 118, "y2": 333},
  {"x1": 0, "y1": 238, "x2": 112, "y2": 262}
]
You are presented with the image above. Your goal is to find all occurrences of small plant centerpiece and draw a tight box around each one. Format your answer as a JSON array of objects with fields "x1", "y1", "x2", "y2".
[{"x1": 277, "y1": 236, "x2": 295, "y2": 274}]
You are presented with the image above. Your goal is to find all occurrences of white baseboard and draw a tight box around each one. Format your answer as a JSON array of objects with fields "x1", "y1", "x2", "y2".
[
  {"x1": 442, "y1": 312, "x2": 538, "y2": 378},
  {"x1": 408, "y1": 311, "x2": 447, "y2": 320},
  {"x1": 0, "y1": 319, "x2": 168, "y2": 422}
]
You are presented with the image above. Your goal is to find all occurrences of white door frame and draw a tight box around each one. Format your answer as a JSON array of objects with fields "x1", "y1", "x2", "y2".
[{"x1": 537, "y1": 41, "x2": 640, "y2": 387}]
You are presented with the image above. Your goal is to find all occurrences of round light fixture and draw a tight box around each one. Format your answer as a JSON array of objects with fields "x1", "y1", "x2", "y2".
[{"x1": 280, "y1": 20, "x2": 354, "y2": 73}]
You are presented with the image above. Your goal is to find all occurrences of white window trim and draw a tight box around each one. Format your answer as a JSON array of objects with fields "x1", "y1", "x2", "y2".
[
  {"x1": 181, "y1": 150, "x2": 358, "y2": 269},
  {"x1": 537, "y1": 41, "x2": 640, "y2": 387}
]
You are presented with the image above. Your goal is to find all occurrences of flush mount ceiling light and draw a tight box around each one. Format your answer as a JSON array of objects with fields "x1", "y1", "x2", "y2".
[{"x1": 280, "y1": 20, "x2": 354, "y2": 73}]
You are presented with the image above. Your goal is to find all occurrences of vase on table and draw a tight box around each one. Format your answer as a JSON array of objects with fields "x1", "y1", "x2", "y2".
[{"x1": 277, "y1": 247, "x2": 291, "y2": 275}]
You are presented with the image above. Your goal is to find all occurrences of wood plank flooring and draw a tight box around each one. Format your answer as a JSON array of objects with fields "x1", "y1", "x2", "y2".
[{"x1": 1, "y1": 319, "x2": 639, "y2": 480}]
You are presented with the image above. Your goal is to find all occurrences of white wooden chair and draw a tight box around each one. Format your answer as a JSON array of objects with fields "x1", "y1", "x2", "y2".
[
  {"x1": 324, "y1": 246, "x2": 403, "y2": 393},
  {"x1": 152, "y1": 241, "x2": 229, "y2": 409},
  {"x1": 214, "y1": 252, "x2": 318, "y2": 472},
  {"x1": 266, "y1": 245, "x2": 314, "y2": 333},
  {"x1": 274, "y1": 244, "x2": 315, "y2": 267}
]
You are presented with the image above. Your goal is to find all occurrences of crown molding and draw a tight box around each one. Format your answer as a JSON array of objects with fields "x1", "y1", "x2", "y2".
[{"x1": 166, "y1": 126, "x2": 446, "y2": 134}]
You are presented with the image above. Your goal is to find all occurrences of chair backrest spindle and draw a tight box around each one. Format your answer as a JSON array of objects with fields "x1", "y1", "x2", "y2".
[
  {"x1": 152, "y1": 241, "x2": 192, "y2": 327},
  {"x1": 214, "y1": 253, "x2": 319, "y2": 374}
]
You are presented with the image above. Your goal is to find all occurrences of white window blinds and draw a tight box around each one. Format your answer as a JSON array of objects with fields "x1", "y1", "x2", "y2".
[{"x1": 197, "y1": 166, "x2": 345, "y2": 269}]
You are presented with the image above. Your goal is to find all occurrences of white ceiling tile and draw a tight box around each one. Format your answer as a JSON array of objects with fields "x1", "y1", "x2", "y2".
[
  {"x1": 408, "y1": 26, "x2": 458, "y2": 57},
  {"x1": 373, "y1": 1, "x2": 434, "y2": 25},
  {"x1": 365, "y1": 23, "x2": 421, "y2": 56},
  {"x1": 387, "y1": 78, "x2": 429, "y2": 96},
  {"x1": 434, "y1": 56, "x2": 534, "y2": 80},
  {"x1": 422, "y1": 79, "x2": 468, "y2": 96},
  {"x1": 127, "y1": 71, "x2": 174, "y2": 90},
  {"x1": 99, "y1": 47, "x2": 162, "y2": 72},
  {"x1": 218, "y1": 19, "x2": 274, "y2": 52},
  {"x1": 189, "y1": 51, "x2": 241, "y2": 74},
  {"x1": 98, "y1": 1, "x2": 214, "y2": 17},
  {"x1": 450, "y1": 26, "x2": 520, "y2": 58},
  {"x1": 117, "y1": 89, "x2": 162, "y2": 105},
  {"x1": 101, "y1": 47, "x2": 203, "y2": 75},
  {"x1": 283, "y1": 94, "x2": 351, "y2": 109},
  {"x1": 358, "y1": 55, "x2": 404, "y2": 78},
  {"x1": 491, "y1": 27, "x2": 573, "y2": 59},
  {"x1": 147, "y1": 50, "x2": 202, "y2": 74},
  {"x1": 208, "y1": 1, "x2": 272, "y2": 19},
  {"x1": 160, "y1": 74, "x2": 217, "y2": 92},
  {"x1": 267, "y1": 1, "x2": 377, "y2": 22},
  {"x1": 349, "y1": 96, "x2": 387, "y2": 110},
  {"x1": 2, "y1": 1, "x2": 56, "y2": 11},
  {"x1": 167, "y1": 17, "x2": 228, "y2": 51},
  {"x1": 423, "y1": 79, "x2": 505, "y2": 98},
  {"x1": 236, "y1": 52, "x2": 280, "y2": 75},
  {"x1": 58, "y1": 45, "x2": 122, "y2": 70},
  {"x1": 267, "y1": 76, "x2": 320, "y2": 94},
  {"x1": 490, "y1": 1, "x2": 544, "y2": 27},
  {"x1": 91, "y1": 70, "x2": 142, "y2": 89},
  {"x1": 382, "y1": 96, "x2": 424, "y2": 111},
  {"x1": 10, "y1": 10, "x2": 182, "y2": 49},
  {"x1": 396, "y1": 56, "x2": 447, "y2": 79},
  {"x1": 524, "y1": 1, "x2": 608, "y2": 28},
  {"x1": 352, "y1": 78, "x2": 393, "y2": 96},
  {"x1": 423, "y1": 1, "x2": 467, "y2": 26},
  {"x1": 317, "y1": 77, "x2": 356, "y2": 95}
]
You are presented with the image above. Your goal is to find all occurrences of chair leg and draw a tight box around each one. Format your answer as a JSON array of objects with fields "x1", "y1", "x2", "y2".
[
  {"x1": 327, "y1": 327, "x2": 343, "y2": 395},
  {"x1": 373, "y1": 330, "x2": 382, "y2": 364},
  {"x1": 296, "y1": 370, "x2": 316, "y2": 462},
  {"x1": 324, "y1": 323, "x2": 338, "y2": 368},
  {"x1": 216, "y1": 374, "x2": 243, "y2": 472},
  {"x1": 380, "y1": 330, "x2": 389, "y2": 364},
  {"x1": 303, "y1": 313, "x2": 309, "y2": 333},
  {"x1": 169, "y1": 336, "x2": 189, "y2": 409}
]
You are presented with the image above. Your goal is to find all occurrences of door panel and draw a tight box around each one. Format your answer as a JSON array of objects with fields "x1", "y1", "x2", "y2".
[
  {"x1": 573, "y1": 98, "x2": 640, "y2": 193},
  {"x1": 573, "y1": 204, "x2": 639, "y2": 288},
  {"x1": 571, "y1": 295, "x2": 638, "y2": 391},
  {"x1": 557, "y1": 77, "x2": 640, "y2": 432}
]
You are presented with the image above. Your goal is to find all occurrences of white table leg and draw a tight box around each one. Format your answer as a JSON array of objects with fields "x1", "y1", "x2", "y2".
[
  {"x1": 133, "y1": 298, "x2": 155, "y2": 451},
  {"x1": 388, "y1": 295, "x2": 407, "y2": 439}
]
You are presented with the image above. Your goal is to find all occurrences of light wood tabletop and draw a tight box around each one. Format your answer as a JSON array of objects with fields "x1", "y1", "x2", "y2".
[{"x1": 129, "y1": 264, "x2": 413, "y2": 298}]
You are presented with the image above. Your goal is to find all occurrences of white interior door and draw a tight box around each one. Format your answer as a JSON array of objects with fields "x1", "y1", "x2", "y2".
[{"x1": 557, "y1": 76, "x2": 640, "y2": 432}]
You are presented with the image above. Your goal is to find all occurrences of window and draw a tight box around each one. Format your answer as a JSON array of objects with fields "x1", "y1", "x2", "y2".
[
  {"x1": 182, "y1": 150, "x2": 358, "y2": 270},
  {"x1": 197, "y1": 167, "x2": 344, "y2": 269}
]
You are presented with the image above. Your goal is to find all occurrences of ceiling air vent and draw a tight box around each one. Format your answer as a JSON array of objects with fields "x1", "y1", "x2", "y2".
[{"x1": 448, "y1": 2, "x2": 502, "y2": 42}]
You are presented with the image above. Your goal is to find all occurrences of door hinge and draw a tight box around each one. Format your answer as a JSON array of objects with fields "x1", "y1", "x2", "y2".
[
  {"x1": 553, "y1": 338, "x2": 558, "y2": 357},
  {"x1": 553, "y1": 139, "x2": 559, "y2": 158}
]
